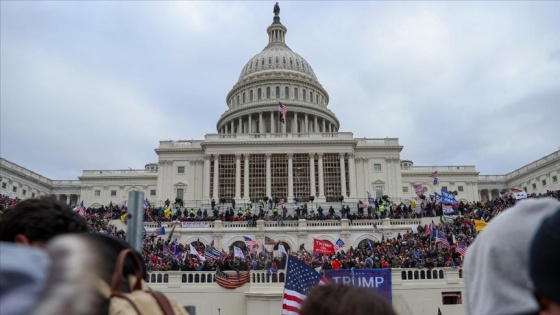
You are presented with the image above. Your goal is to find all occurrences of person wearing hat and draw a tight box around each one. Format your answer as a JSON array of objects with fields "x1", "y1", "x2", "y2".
[{"x1": 530, "y1": 207, "x2": 560, "y2": 315}]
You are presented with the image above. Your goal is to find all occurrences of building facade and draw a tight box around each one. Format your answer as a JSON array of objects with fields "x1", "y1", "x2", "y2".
[{"x1": 1, "y1": 9, "x2": 559, "y2": 209}]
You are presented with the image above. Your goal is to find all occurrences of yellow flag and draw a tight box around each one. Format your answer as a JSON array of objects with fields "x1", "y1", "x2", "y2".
[
  {"x1": 120, "y1": 213, "x2": 128, "y2": 222},
  {"x1": 474, "y1": 219, "x2": 487, "y2": 232},
  {"x1": 410, "y1": 199, "x2": 416, "y2": 208}
]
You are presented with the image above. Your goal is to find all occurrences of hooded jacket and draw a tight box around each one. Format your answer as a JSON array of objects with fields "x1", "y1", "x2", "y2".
[{"x1": 464, "y1": 198, "x2": 560, "y2": 315}]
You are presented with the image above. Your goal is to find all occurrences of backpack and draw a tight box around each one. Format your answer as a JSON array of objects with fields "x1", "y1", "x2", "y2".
[{"x1": 97, "y1": 248, "x2": 190, "y2": 315}]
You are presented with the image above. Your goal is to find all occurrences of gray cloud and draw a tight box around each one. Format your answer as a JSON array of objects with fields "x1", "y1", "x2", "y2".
[{"x1": 1, "y1": 2, "x2": 559, "y2": 179}]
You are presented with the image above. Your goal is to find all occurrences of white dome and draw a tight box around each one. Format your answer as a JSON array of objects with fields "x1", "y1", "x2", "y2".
[{"x1": 238, "y1": 45, "x2": 318, "y2": 81}]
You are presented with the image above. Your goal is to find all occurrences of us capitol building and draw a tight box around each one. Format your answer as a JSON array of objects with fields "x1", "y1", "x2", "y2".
[
  {"x1": 1, "y1": 5, "x2": 560, "y2": 315},
  {"x1": 1, "y1": 7, "x2": 558, "y2": 208}
]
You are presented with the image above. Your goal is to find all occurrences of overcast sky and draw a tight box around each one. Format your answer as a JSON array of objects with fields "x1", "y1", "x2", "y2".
[{"x1": 1, "y1": 1, "x2": 559, "y2": 180}]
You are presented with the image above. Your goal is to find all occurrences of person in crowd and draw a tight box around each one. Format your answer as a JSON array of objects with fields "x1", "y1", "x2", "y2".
[
  {"x1": 0, "y1": 197, "x2": 89, "y2": 315},
  {"x1": 463, "y1": 198, "x2": 560, "y2": 315},
  {"x1": 0, "y1": 197, "x2": 89, "y2": 246},
  {"x1": 299, "y1": 284, "x2": 396, "y2": 315},
  {"x1": 530, "y1": 206, "x2": 560, "y2": 315}
]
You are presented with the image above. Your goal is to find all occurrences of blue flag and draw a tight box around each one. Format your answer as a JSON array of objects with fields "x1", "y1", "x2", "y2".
[
  {"x1": 433, "y1": 177, "x2": 438, "y2": 185},
  {"x1": 441, "y1": 190, "x2": 458, "y2": 205},
  {"x1": 434, "y1": 192, "x2": 441, "y2": 201}
]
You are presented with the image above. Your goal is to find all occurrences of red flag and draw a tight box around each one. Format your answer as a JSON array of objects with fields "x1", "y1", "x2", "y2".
[{"x1": 313, "y1": 238, "x2": 335, "y2": 255}]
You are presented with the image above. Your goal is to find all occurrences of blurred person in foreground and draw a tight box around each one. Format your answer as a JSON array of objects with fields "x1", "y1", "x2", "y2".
[
  {"x1": 464, "y1": 198, "x2": 560, "y2": 315},
  {"x1": 0, "y1": 197, "x2": 89, "y2": 315},
  {"x1": 299, "y1": 284, "x2": 396, "y2": 315},
  {"x1": 530, "y1": 206, "x2": 560, "y2": 315}
]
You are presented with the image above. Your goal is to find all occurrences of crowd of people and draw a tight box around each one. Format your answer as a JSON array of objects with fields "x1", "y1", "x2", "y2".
[{"x1": 1, "y1": 189, "x2": 559, "y2": 315}]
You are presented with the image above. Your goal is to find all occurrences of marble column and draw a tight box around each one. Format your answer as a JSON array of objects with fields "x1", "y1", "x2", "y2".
[
  {"x1": 259, "y1": 113, "x2": 263, "y2": 133},
  {"x1": 314, "y1": 116, "x2": 318, "y2": 133},
  {"x1": 266, "y1": 153, "x2": 272, "y2": 197},
  {"x1": 293, "y1": 112, "x2": 298, "y2": 133},
  {"x1": 212, "y1": 155, "x2": 219, "y2": 199},
  {"x1": 318, "y1": 153, "x2": 325, "y2": 198},
  {"x1": 310, "y1": 153, "x2": 316, "y2": 197},
  {"x1": 248, "y1": 115, "x2": 252, "y2": 134},
  {"x1": 340, "y1": 153, "x2": 347, "y2": 197},
  {"x1": 348, "y1": 153, "x2": 357, "y2": 198},
  {"x1": 244, "y1": 154, "x2": 250, "y2": 198},
  {"x1": 288, "y1": 153, "x2": 294, "y2": 201},
  {"x1": 305, "y1": 114, "x2": 309, "y2": 133},
  {"x1": 235, "y1": 154, "x2": 241, "y2": 199},
  {"x1": 270, "y1": 112, "x2": 275, "y2": 134},
  {"x1": 203, "y1": 155, "x2": 211, "y2": 200}
]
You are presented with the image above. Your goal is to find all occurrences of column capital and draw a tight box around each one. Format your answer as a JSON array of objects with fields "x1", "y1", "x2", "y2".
[
  {"x1": 166, "y1": 160, "x2": 173, "y2": 165},
  {"x1": 309, "y1": 153, "x2": 316, "y2": 158},
  {"x1": 347, "y1": 152, "x2": 354, "y2": 158},
  {"x1": 317, "y1": 152, "x2": 324, "y2": 158},
  {"x1": 235, "y1": 153, "x2": 242, "y2": 159},
  {"x1": 243, "y1": 153, "x2": 251, "y2": 159},
  {"x1": 213, "y1": 154, "x2": 220, "y2": 160},
  {"x1": 265, "y1": 153, "x2": 272, "y2": 158},
  {"x1": 287, "y1": 153, "x2": 293, "y2": 158},
  {"x1": 204, "y1": 155, "x2": 212, "y2": 160},
  {"x1": 339, "y1": 152, "x2": 345, "y2": 159},
  {"x1": 190, "y1": 160, "x2": 197, "y2": 165}
]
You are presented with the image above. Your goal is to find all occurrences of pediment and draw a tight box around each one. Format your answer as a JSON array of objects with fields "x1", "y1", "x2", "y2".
[{"x1": 372, "y1": 180, "x2": 385, "y2": 185}]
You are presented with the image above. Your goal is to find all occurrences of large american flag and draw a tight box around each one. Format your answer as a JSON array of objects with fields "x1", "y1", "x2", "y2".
[
  {"x1": 367, "y1": 191, "x2": 375, "y2": 205},
  {"x1": 435, "y1": 230, "x2": 450, "y2": 249},
  {"x1": 282, "y1": 255, "x2": 325, "y2": 315},
  {"x1": 278, "y1": 101, "x2": 288, "y2": 115},
  {"x1": 215, "y1": 269, "x2": 250, "y2": 290},
  {"x1": 243, "y1": 236, "x2": 259, "y2": 247}
]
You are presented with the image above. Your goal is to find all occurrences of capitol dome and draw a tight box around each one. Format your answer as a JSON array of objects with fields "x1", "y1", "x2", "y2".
[{"x1": 217, "y1": 8, "x2": 338, "y2": 135}]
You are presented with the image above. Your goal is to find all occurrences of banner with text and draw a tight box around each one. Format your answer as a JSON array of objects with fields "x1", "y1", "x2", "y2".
[
  {"x1": 441, "y1": 190, "x2": 458, "y2": 205},
  {"x1": 313, "y1": 238, "x2": 335, "y2": 255},
  {"x1": 325, "y1": 269, "x2": 392, "y2": 303}
]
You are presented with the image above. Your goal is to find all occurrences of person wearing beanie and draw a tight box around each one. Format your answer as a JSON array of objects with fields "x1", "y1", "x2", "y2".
[
  {"x1": 464, "y1": 198, "x2": 560, "y2": 315},
  {"x1": 530, "y1": 207, "x2": 560, "y2": 315}
]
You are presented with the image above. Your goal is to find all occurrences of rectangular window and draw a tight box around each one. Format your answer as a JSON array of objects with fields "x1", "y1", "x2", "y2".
[
  {"x1": 176, "y1": 188, "x2": 184, "y2": 199},
  {"x1": 32, "y1": 193, "x2": 36, "y2": 198},
  {"x1": 111, "y1": 190, "x2": 117, "y2": 196},
  {"x1": 177, "y1": 166, "x2": 185, "y2": 174},
  {"x1": 373, "y1": 164, "x2": 382, "y2": 172},
  {"x1": 442, "y1": 292, "x2": 462, "y2": 305},
  {"x1": 523, "y1": 187, "x2": 527, "y2": 192},
  {"x1": 375, "y1": 186, "x2": 383, "y2": 198},
  {"x1": 442, "y1": 186, "x2": 448, "y2": 192},
  {"x1": 553, "y1": 175, "x2": 558, "y2": 183},
  {"x1": 150, "y1": 189, "x2": 156, "y2": 196},
  {"x1": 12, "y1": 186, "x2": 17, "y2": 192},
  {"x1": 1, "y1": 183, "x2": 6, "y2": 189},
  {"x1": 22, "y1": 189, "x2": 27, "y2": 196},
  {"x1": 402, "y1": 187, "x2": 409, "y2": 193},
  {"x1": 458, "y1": 186, "x2": 464, "y2": 192},
  {"x1": 542, "y1": 180, "x2": 547, "y2": 187},
  {"x1": 94, "y1": 190, "x2": 101, "y2": 197},
  {"x1": 532, "y1": 183, "x2": 537, "y2": 190}
]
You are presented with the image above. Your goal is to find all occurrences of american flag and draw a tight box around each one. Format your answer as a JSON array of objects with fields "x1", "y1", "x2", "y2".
[
  {"x1": 456, "y1": 243, "x2": 468, "y2": 256},
  {"x1": 243, "y1": 236, "x2": 259, "y2": 247},
  {"x1": 435, "y1": 230, "x2": 450, "y2": 249},
  {"x1": 429, "y1": 171, "x2": 438, "y2": 178},
  {"x1": 265, "y1": 235, "x2": 276, "y2": 245},
  {"x1": 334, "y1": 238, "x2": 345, "y2": 252},
  {"x1": 278, "y1": 101, "x2": 288, "y2": 115},
  {"x1": 367, "y1": 191, "x2": 375, "y2": 205},
  {"x1": 281, "y1": 255, "x2": 325, "y2": 315},
  {"x1": 204, "y1": 247, "x2": 222, "y2": 260},
  {"x1": 373, "y1": 223, "x2": 382, "y2": 234},
  {"x1": 215, "y1": 269, "x2": 250, "y2": 290},
  {"x1": 279, "y1": 198, "x2": 285, "y2": 206},
  {"x1": 76, "y1": 201, "x2": 86, "y2": 216}
]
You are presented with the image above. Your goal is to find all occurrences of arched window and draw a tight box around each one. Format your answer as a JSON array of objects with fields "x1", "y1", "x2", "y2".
[
  {"x1": 303, "y1": 89, "x2": 307, "y2": 101},
  {"x1": 316, "y1": 94, "x2": 319, "y2": 104},
  {"x1": 290, "y1": 58, "x2": 293, "y2": 67},
  {"x1": 250, "y1": 90, "x2": 253, "y2": 101},
  {"x1": 262, "y1": 58, "x2": 265, "y2": 66},
  {"x1": 266, "y1": 87, "x2": 271, "y2": 99},
  {"x1": 258, "y1": 88, "x2": 262, "y2": 100},
  {"x1": 276, "y1": 86, "x2": 280, "y2": 98},
  {"x1": 242, "y1": 92, "x2": 246, "y2": 103},
  {"x1": 237, "y1": 95, "x2": 240, "y2": 106},
  {"x1": 309, "y1": 91, "x2": 313, "y2": 102},
  {"x1": 294, "y1": 88, "x2": 298, "y2": 100},
  {"x1": 285, "y1": 87, "x2": 289, "y2": 99},
  {"x1": 283, "y1": 57, "x2": 286, "y2": 65},
  {"x1": 276, "y1": 56, "x2": 279, "y2": 64},
  {"x1": 269, "y1": 57, "x2": 272, "y2": 65}
]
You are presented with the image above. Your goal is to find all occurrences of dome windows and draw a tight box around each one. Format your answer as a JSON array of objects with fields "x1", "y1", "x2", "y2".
[
  {"x1": 266, "y1": 87, "x2": 271, "y2": 99},
  {"x1": 283, "y1": 57, "x2": 286, "y2": 65},
  {"x1": 285, "y1": 87, "x2": 289, "y2": 99},
  {"x1": 276, "y1": 56, "x2": 279, "y2": 65},
  {"x1": 258, "y1": 88, "x2": 262, "y2": 100},
  {"x1": 243, "y1": 92, "x2": 246, "y2": 103},
  {"x1": 309, "y1": 91, "x2": 313, "y2": 103},
  {"x1": 294, "y1": 88, "x2": 298, "y2": 100},
  {"x1": 276, "y1": 86, "x2": 280, "y2": 98},
  {"x1": 250, "y1": 90, "x2": 253, "y2": 102},
  {"x1": 303, "y1": 89, "x2": 306, "y2": 101},
  {"x1": 262, "y1": 58, "x2": 265, "y2": 66}
]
